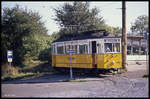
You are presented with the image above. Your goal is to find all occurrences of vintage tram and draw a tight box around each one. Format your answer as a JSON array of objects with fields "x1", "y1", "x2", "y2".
[{"x1": 51, "y1": 30, "x2": 122, "y2": 73}]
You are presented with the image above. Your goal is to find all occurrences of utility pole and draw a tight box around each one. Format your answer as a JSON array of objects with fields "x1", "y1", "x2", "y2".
[{"x1": 122, "y1": 1, "x2": 127, "y2": 71}]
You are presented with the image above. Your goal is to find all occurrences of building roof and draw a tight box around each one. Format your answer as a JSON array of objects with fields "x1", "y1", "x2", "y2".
[{"x1": 127, "y1": 33, "x2": 144, "y2": 40}]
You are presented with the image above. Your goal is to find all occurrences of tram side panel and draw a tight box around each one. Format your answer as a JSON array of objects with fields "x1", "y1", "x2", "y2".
[
  {"x1": 72, "y1": 54, "x2": 93, "y2": 68},
  {"x1": 96, "y1": 54, "x2": 104, "y2": 69},
  {"x1": 53, "y1": 54, "x2": 93, "y2": 69},
  {"x1": 52, "y1": 55, "x2": 56, "y2": 67},
  {"x1": 52, "y1": 54, "x2": 122, "y2": 70}
]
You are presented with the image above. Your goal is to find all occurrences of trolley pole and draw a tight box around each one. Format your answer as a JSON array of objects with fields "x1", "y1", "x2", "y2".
[{"x1": 122, "y1": 1, "x2": 127, "y2": 71}]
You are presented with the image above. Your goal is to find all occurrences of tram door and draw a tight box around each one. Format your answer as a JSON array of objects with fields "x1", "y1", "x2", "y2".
[
  {"x1": 92, "y1": 41, "x2": 97, "y2": 68},
  {"x1": 92, "y1": 41, "x2": 96, "y2": 53}
]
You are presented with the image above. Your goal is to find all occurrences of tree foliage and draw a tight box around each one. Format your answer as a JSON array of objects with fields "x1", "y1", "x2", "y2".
[
  {"x1": 1, "y1": 5, "x2": 50, "y2": 66},
  {"x1": 54, "y1": 2, "x2": 105, "y2": 34},
  {"x1": 130, "y1": 15, "x2": 149, "y2": 35},
  {"x1": 103, "y1": 25, "x2": 122, "y2": 34},
  {"x1": 23, "y1": 34, "x2": 54, "y2": 62}
]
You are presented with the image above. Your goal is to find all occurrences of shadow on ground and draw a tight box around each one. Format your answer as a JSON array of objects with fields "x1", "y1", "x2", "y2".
[
  {"x1": 2, "y1": 71, "x2": 112, "y2": 84},
  {"x1": 22, "y1": 62, "x2": 52, "y2": 73}
]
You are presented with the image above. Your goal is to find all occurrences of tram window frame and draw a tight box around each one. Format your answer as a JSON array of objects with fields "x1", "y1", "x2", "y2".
[
  {"x1": 72, "y1": 44, "x2": 78, "y2": 54},
  {"x1": 97, "y1": 43, "x2": 102, "y2": 54},
  {"x1": 51, "y1": 45, "x2": 53, "y2": 54},
  {"x1": 57, "y1": 46, "x2": 64, "y2": 55},
  {"x1": 104, "y1": 43, "x2": 121, "y2": 53},
  {"x1": 64, "y1": 44, "x2": 78, "y2": 55},
  {"x1": 65, "y1": 45, "x2": 71, "y2": 54},
  {"x1": 114, "y1": 43, "x2": 120, "y2": 52},
  {"x1": 51, "y1": 44, "x2": 56, "y2": 55},
  {"x1": 79, "y1": 44, "x2": 88, "y2": 54}
]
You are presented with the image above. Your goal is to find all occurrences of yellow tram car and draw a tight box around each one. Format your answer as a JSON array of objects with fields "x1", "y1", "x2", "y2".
[{"x1": 51, "y1": 30, "x2": 122, "y2": 73}]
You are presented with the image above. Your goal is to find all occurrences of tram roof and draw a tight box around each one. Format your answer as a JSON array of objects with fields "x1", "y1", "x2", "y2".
[{"x1": 53, "y1": 30, "x2": 120, "y2": 43}]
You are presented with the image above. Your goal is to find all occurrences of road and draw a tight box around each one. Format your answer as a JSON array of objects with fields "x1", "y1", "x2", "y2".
[{"x1": 1, "y1": 61, "x2": 149, "y2": 98}]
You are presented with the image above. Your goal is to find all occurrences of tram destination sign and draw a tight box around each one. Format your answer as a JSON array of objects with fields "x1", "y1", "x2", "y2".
[{"x1": 104, "y1": 38, "x2": 120, "y2": 43}]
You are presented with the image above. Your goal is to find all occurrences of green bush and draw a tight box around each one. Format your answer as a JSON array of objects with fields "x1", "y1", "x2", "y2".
[{"x1": 38, "y1": 48, "x2": 51, "y2": 62}]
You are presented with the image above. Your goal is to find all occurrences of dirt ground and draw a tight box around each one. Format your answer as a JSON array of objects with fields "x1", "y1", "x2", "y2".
[{"x1": 1, "y1": 61, "x2": 149, "y2": 98}]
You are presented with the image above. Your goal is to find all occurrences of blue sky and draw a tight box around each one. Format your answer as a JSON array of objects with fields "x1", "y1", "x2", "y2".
[{"x1": 1, "y1": 1, "x2": 149, "y2": 35}]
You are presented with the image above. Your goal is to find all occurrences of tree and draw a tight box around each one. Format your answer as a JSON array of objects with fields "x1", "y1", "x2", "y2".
[
  {"x1": 113, "y1": 27, "x2": 122, "y2": 35},
  {"x1": 1, "y1": 5, "x2": 48, "y2": 66},
  {"x1": 53, "y1": 2, "x2": 105, "y2": 34},
  {"x1": 130, "y1": 15, "x2": 149, "y2": 35},
  {"x1": 101, "y1": 24, "x2": 122, "y2": 35},
  {"x1": 23, "y1": 34, "x2": 54, "y2": 62}
]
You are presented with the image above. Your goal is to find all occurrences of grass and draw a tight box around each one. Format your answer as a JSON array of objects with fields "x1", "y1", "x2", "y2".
[
  {"x1": 1, "y1": 60, "x2": 54, "y2": 81},
  {"x1": 2, "y1": 72, "x2": 34, "y2": 81},
  {"x1": 2, "y1": 72, "x2": 54, "y2": 81},
  {"x1": 21, "y1": 60, "x2": 53, "y2": 73}
]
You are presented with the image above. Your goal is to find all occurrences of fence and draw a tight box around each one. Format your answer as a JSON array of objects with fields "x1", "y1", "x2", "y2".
[{"x1": 127, "y1": 55, "x2": 148, "y2": 61}]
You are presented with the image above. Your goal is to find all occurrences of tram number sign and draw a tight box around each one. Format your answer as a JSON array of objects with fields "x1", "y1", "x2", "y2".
[{"x1": 7, "y1": 50, "x2": 13, "y2": 62}]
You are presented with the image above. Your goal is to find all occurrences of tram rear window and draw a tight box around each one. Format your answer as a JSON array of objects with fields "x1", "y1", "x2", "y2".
[
  {"x1": 51, "y1": 45, "x2": 55, "y2": 54},
  {"x1": 104, "y1": 43, "x2": 120, "y2": 53},
  {"x1": 57, "y1": 46, "x2": 64, "y2": 54}
]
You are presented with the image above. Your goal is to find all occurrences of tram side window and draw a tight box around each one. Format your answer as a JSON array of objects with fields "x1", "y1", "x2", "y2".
[
  {"x1": 57, "y1": 46, "x2": 64, "y2": 54},
  {"x1": 65, "y1": 45, "x2": 70, "y2": 54},
  {"x1": 79, "y1": 44, "x2": 88, "y2": 54},
  {"x1": 64, "y1": 45, "x2": 77, "y2": 54},
  {"x1": 72, "y1": 45, "x2": 78, "y2": 54}
]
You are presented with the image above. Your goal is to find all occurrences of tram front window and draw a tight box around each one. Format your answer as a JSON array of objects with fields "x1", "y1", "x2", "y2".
[
  {"x1": 105, "y1": 43, "x2": 112, "y2": 52},
  {"x1": 114, "y1": 43, "x2": 120, "y2": 52},
  {"x1": 104, "y1": 43, "x2": 120, "y2": 53}
]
